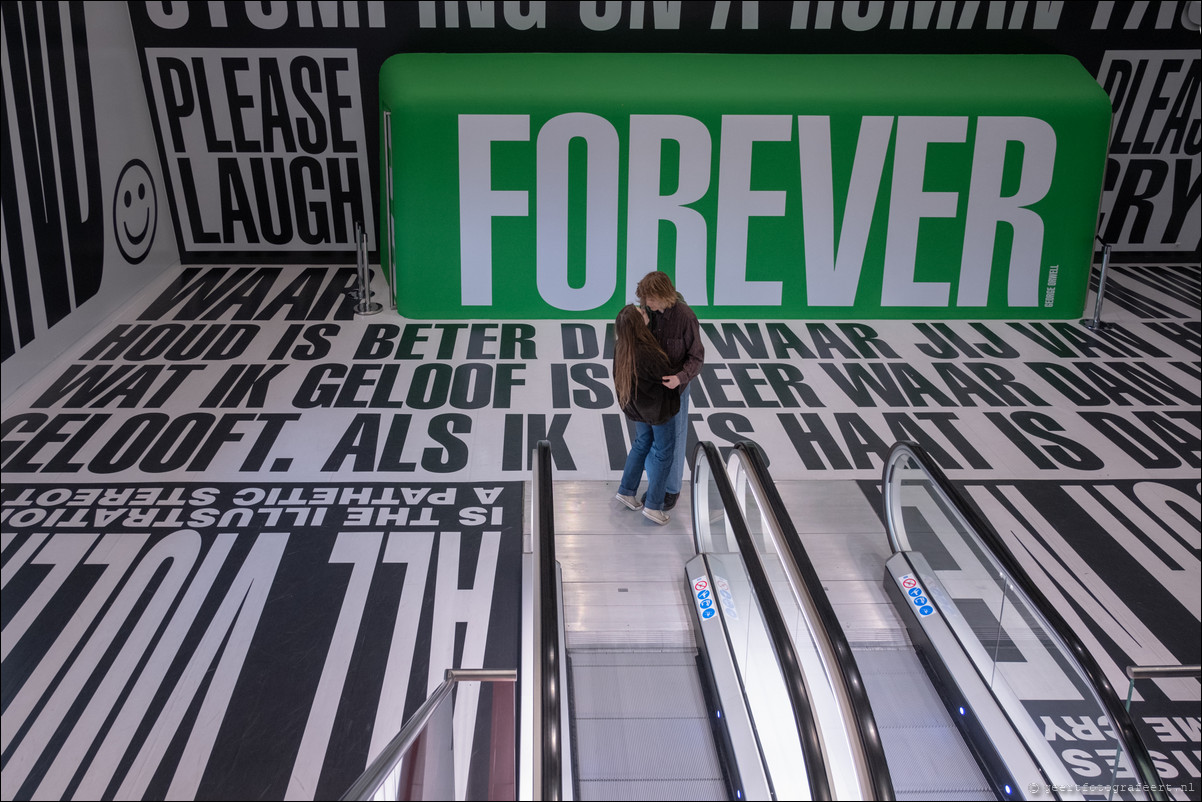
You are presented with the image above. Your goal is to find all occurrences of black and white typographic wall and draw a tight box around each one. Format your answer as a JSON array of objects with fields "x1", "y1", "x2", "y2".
[
  {"x1": 4, "y1": 1, "x2": 1200, "y2": 383},
  {"x1": 1, "y1": 479, "x2": 523, "y2": 800},
  {"x1": 1, "y1": 2, "x2": 180, "y2": 396},
  {"x1": 2, "y1": 259, "x2": 1198, "y2": 799},
  {"x1": 1, "y1": 3, "x2": 1199, "y2": 801},
  {"x1": 120, "y1": 0, "x2": 1201, "y2": 268},
  {"x1": 2, "y1": 264, "x2": 1198, "y2": 484}
]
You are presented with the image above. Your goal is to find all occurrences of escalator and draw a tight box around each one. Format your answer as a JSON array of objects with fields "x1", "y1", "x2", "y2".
[
  {"x1": 336, "y1": 437, "x2": 882, "y2": 802},
  {"x1": 878, "y1": 441, "x2": 1166, "y2": 801},
  {"x1": 720, "y1": 440, "x2": 992, "y2": 800},
  {"x1": 527, "y1": 437, "x2": 1168, "y2": 801},
  {"x1": 338, "y1": 439, "x2": 1168, "y2": 801},
  {"x1": 526, "y1": 439, "x2": 893, "y2": 801},
  {"x1": 720, "y1": 439, "x2": 1166, "y2": 800},
  {"x1": 688, "y1": 440, "x2": 894, "y2": 801}
]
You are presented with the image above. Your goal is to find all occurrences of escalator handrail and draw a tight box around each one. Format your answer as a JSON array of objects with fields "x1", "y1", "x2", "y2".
[
  {"x1": 692, "y1": 440, "x2": 833, "y2": 802},
  {"x1": 533, "y1": 440, "x2": 563, "y2": 800},
  {"x1": 338, "y1": 669, "x2": 516, "y2": 801},
  {"x1": 732, "y1": 440, "x2": 896, "y2": 801},
  {"x1": 882, "y1": 440, "x2": 1167, "y2": 801}
]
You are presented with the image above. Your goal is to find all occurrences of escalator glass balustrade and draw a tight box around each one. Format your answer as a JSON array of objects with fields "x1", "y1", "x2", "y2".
[{"x1": 882, "y1": 441, "x2": 1166, "y2": 802}]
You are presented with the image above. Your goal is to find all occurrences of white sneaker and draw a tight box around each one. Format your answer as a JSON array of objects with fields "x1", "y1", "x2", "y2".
[
  {"x1": 642, "y1": 507, "x2": 669, "y2": 525},
  {"x1": 616, "y1": 493, "x2": 643, "y2": 511}
]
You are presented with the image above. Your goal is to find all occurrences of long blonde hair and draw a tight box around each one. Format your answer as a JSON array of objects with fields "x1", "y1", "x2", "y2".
[
  {"x1": 636, "y1": 271, "x2": 681, "y2": 308},
  {"x1": 613, "y1": 304, "x2": 668, "y2": 409}
]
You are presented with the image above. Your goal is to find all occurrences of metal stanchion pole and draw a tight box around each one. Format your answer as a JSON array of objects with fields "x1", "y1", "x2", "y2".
[
  {"x1": 1081, "y1": 240, "x2": 1111, "y2": 331},
  {"x1": 354, "y1": 221, "x2": 382, "y2": 316},
  {"x1": 349, "y1": 221, "x2": 364, "y2": 302}
]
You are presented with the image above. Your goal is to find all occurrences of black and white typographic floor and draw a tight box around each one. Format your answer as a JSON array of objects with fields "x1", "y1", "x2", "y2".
[{"x1": 2, "y1": 263, "x2": 1199, "y2": 800}]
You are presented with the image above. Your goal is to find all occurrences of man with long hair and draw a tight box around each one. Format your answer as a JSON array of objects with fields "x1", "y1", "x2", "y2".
[{"x1": 635, "y1": 271, "x2": 705, "y2": 511}]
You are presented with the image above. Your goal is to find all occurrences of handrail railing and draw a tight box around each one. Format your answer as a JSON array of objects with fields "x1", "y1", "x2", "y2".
[
  {"x1": 1126, "y1": 664, "x2": 1202, "y2": 681},
  {"x1": 882, "y1": 440, "x2": 1167, "y2": 801},
  {"x1": 1125, "y1": 664, "x2": 1201, "y2": 711},
  {"x1": 731, "y1": 441, "x2": 895, "y2": 800},
  {"x1": 531, "y1": 440, "x2": 563, "y2": 801},
  {"x1": 339, "y1": 668, "x2": 517, "y2": 801},
  {"x1": 692, "y1": 440, "x2": 833, "y2": 801}
]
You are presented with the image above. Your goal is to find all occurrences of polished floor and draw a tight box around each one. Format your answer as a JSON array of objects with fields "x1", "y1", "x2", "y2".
[{"x1": 1, "y1": 262, "x2": 1198, "y2": 800}]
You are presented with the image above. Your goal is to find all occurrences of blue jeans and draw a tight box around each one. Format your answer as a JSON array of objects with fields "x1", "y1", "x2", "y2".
[
  {"x1": 666, "y1": 384, "x2": 690, "y2": 495},
  {"x1": 618, "y1": 417, "x2": 676, "y2": 510}
]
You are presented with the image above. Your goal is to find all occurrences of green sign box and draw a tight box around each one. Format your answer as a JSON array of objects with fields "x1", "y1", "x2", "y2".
[{"x1": 379, "y1": 53, "x2": 1111, "y2": 320}]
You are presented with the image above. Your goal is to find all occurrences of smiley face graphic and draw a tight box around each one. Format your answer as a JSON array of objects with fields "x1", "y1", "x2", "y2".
[{"x1": 113, "y1": 160, "x2": 157, "y2": 264}]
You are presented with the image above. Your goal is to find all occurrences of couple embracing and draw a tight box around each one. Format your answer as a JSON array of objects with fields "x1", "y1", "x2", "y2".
[{"x1": 613, "y1": 271, "x2": 705, "y2": 525}]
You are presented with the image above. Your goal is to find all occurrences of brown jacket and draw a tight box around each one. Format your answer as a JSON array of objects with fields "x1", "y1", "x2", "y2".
[{"x1": 649, "y1": 299, "x2": 704, "y2": 388}]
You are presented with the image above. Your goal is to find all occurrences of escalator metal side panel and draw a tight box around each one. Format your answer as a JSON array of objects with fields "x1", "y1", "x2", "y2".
[
  {"x1": 556, "y1": 562, "x2": 575, "y2": 801},
  {"x1": 686, "y1": 553, "x2": 772, "y2": 801},
  {"x1": 521, "y1": 552, "x2": 535, "y2": 800},
  {"x1": 728, "y1": 443, "x2": 894, "y2": 801},
  {"x1": 884, "y1": 552, "x2": 1040, "y2": 802}
]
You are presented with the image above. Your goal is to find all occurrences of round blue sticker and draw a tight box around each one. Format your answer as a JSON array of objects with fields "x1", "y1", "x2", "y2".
[
  {"x1": 919, "y1": 605, "x2": 934, "y2": 616},
  {"x1": 913, "y1": 596, "x2": 928, "y2": 606},
  {"x1": 908, "y1": 587, "x2": 923, "y2": 597},
  {"x1": 702, "y1": 608, "x2": 716, "y2": 619}
]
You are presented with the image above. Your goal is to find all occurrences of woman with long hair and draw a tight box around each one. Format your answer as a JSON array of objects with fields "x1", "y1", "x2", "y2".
[{"x1": 612, "y1": 303, "x2": 680, "y2": 525}]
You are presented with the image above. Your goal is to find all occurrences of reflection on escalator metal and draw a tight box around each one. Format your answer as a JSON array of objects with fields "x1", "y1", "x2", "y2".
[
  {"x1": 530, "y1": 438, "x2": 932, "y2": 800},
  {"x1": 691, "y1": 441, "x2": 833, "y2": 801},
  {"x1": 881, "y1": 441, "x2": 1167, "y2": 802},
  {"x1": 725, "y1": 441, "x2": 895, "y2": 801},
  {"x1": 528, "y1": 440, "x2": 570, "y2": 801},
  {"x1": 529, "y1": 438, "x2": 846, "y2": 800}
]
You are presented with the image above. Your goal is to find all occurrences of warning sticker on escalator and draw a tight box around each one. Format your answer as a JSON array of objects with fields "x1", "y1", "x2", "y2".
[
  {"x1": 713, "y1": 574, "x2": 738, "y2": 620},
  {"x1": 691, "y1": 575, "x2": 718, "y2": 620},
  {"x1": 898, "y1": 573, "x2": 935, "y2": 617}
]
